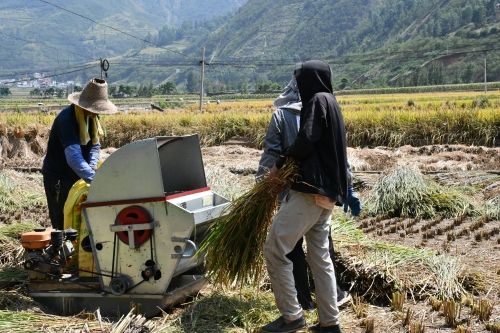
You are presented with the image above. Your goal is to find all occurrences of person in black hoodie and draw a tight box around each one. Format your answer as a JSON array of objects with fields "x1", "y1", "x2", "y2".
[{"x1": 261, "y1": 60, "x2": 346, "y2": 333}]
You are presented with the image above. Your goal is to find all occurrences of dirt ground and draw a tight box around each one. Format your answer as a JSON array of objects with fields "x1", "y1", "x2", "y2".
[
  {"x1": 0, "y1": 142, "x2": 498, "y2": 332},
  {"x1": 202, "y1": 144, "x2": 500, "y2": 333}
]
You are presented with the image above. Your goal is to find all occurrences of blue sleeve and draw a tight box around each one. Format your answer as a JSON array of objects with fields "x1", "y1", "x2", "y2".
[
  {"x1": 64, "y1": 144, "x2": 96, "y2": 183},
  {"x1": 89, "y1": 144, "x2": 101, "y2": 168},
  {"x1": 256, "y1": 112, "x2": 283, "y2": 178}
]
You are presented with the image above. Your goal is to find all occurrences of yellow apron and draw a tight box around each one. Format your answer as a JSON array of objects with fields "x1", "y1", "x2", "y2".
[{"x1": 63, "y1": 180, "x2": 95, "y2": 277}]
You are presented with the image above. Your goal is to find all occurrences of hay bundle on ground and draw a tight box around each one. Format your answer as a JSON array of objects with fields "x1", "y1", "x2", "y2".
[
  {"x1": 199, "y1": 163, "x2": 297, "y2": 287},
  {"x1": 331, "y1": 215, "x2": 465, "y2": 303},
  {"x1": 484, "y1": 196, "x2": 500, "y2": 220},
  {"x1": 365, "y1": 166, "x2": 473, "y2": 218}
]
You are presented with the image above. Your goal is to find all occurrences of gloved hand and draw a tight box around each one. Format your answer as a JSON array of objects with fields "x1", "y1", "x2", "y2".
[{"x1": 344, "y1": 187, "x2": 361, "y2": 216}]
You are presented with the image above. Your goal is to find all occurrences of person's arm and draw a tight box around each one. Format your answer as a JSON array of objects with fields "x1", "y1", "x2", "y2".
[
  {"x1": 64, "y1": 144, "x2": 96, "y2": 183},
  {"x1": 257, "y1": 112, "x2": 283, "y2": 178},
  {"x1": 344, "y1": 162, "x2": 362, "y2": 215},
  {"x1": 88, "y1": 143, "x2": 101, "y2": 169},
  {"x1": 275, "y1": 98, "x2": 324, "y2": 168}
]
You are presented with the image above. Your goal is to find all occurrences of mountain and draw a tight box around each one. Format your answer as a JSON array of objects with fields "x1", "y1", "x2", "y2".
[
  {"x1": 197, "y1": 0, "x2": 500, "y2": 88},
  {"x1": 1, "y1": 0, "x2": 499, "y2": 89},
  {"x1": 0, "y1": 0, "x2": 245, "y2": 77}
]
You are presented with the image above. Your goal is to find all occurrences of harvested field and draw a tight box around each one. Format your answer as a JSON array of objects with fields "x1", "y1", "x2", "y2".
[
  {"x1": 0, "y1": 91, "x2": 498, "y2": 332},
  {"x1": 0, "y1": 142, "x2": 497, "y2": 332}
]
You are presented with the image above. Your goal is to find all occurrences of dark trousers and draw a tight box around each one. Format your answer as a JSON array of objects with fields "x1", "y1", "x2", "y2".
[
  {"x1": 43, "y1": 174, "x2": 73, "y2": 230},
  {"x1": 286, "y1": 232, "x2": 337, "y2": 309}
]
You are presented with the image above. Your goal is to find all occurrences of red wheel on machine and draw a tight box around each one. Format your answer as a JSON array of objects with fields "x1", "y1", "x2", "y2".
[{"x1": 115, "y1": 206, "x2": 152, "y2": 247}]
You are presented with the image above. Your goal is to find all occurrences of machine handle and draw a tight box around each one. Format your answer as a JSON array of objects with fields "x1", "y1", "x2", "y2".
[{"x1": 171, "y1": 238, "x2": 197, "y2": 259}]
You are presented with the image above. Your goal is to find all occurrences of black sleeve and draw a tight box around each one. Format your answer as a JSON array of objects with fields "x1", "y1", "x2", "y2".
[{"x1": 283, "y1": 97, "x2": 324, "y2": 163}]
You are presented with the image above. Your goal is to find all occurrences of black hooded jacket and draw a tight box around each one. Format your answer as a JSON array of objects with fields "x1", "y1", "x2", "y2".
[{"x1": 277, "y1": 60, "x2": 348, "y2": 204}]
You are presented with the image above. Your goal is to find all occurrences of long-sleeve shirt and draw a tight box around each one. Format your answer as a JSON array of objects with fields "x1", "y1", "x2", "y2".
[{"x1": 42, "y1": 105, "x2": 100, "y2": 184}]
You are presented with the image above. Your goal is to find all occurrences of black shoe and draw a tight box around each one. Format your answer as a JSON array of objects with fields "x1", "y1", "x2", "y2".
[
  {"x1": 336, "y1": 289, "x2": 352, "y2": 309},
  {"x1": 308, "y1": 323, "x2": 342, "y2": 333},
  {"x1": 261, "y1": 316, "x2": 307, "y2": 333}
]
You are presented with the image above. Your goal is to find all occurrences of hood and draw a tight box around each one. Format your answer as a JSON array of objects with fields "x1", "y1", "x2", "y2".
[
  {"x1": 294, "y1": 60, "x2": 333, "y2": 103},
  {"x1": 274, "y1": 77, "x2": 300, "y2": 109}
]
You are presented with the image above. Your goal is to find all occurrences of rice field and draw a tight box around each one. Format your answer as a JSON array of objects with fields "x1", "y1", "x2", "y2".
[
  {"x1": 0, "y1": 90, "x2": 499, "y2": 149},
  {"x1": 0, "y1": 90, "x2": 498, "y2": 332}
]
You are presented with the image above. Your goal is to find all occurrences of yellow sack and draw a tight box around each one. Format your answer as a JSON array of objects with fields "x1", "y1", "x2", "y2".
[{"x1": 63, "y1": 180, "x2": 95, "y2": 277}]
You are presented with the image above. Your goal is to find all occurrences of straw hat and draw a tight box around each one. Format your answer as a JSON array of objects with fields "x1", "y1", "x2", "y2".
[{"x1": 68, "y1": 78, "x2": 118, "y2": 115}]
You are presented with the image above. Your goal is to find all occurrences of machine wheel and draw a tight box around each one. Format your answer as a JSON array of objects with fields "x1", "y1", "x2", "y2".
[
  {"x1": 115, "y1": 206, "x2": 152, "y2": 247},
  {"x1": 109, "y1": 276, "x2": 130, "y2": 295}
]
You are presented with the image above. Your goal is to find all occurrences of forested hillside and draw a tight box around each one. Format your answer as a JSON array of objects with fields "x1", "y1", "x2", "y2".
[
  {"x1": 102, "y1": 0, "x2": 500, "y2": 89},
  {"x1": 1, "y1": 0, "x2": 498, "y2": 89},
  {"x1": 0, "y1": 0, "x2": 244, "y2": 75},
  {"x1": 195, "y1": 0, "x2": 499, "y2": 88}
]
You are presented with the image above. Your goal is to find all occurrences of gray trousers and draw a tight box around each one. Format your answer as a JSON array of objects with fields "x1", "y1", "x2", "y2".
[{"x1": 264, "y1": 190, "x2": 339, "y2": 326}]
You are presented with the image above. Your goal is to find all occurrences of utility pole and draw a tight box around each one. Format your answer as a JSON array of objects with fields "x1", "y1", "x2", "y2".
[
  {"x1": 484, "y1": 55, "x2": 487, "y2": 93},
  {"x1": 199, "y1": 47, "x2": 205, "y2": 113}
]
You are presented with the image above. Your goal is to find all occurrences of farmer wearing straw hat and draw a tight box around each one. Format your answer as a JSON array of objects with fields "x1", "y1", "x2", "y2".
[
  {"x1": 42, "y1": 78, "x2": 117, "y2": 230},
  {"x1": 257, "y1": 77, "x2": 359, "y2": 314},
  {"x1": 262, "y1": 60, "x2": 347, "y2": 333}
]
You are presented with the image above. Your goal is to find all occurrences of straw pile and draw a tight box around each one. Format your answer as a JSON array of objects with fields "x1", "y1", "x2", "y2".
[
  {"x1": 484, "y1": 196, "x2": 500, "y2": 220},
  {"x1": 199, "y1": 163, "x2": 297, "y2": 287},
  {"x1": 0, "y1": 308, "x2": 171, "y2": 333},
  {"x1": 365, "y1": 166, "x2": 473, "y2": 218}
]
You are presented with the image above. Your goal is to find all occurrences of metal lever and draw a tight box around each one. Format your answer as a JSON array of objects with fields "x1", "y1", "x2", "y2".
[
  {"x1": 171, "y1": 237, "x2": 197, "y2": 259},
  {"x1": 110, "y1": 221, "x2": 157, "y2": 249}
]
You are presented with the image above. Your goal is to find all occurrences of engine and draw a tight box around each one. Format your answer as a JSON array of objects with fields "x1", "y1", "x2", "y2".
[{"x1": 21, "y1": 228, "x2": 78, "y2": 279}]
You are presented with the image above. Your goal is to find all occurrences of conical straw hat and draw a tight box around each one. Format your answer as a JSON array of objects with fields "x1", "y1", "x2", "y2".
[{"x1": 68, "y1": 78, "x2": 118, "y2": 115}]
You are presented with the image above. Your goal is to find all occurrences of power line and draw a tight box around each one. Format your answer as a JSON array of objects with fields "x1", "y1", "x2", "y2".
[{"x1": 34, "y1": 0, "x2": 194, "y2": 60}]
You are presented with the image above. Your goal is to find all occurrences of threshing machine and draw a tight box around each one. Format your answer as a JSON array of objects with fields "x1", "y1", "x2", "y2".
[{"x1": 20, "y1": 135, "x2": 230, "y2": 317}]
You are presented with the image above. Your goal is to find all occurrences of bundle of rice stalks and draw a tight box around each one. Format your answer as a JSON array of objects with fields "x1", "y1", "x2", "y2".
[
  {"x1": 483, "y1": 196, "x2": 500, "y2": 220},
  {"x1": 199, "y1": 163, "x2": 297, "y2": 287},
  {"x1": 365, "y1": 166, "x2": 473, "y2": 218}
]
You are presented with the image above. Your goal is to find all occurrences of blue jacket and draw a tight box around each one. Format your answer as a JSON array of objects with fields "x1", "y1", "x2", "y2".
[{"x1": 257, "y1": 103, "x2": 302, "y2": 178}]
